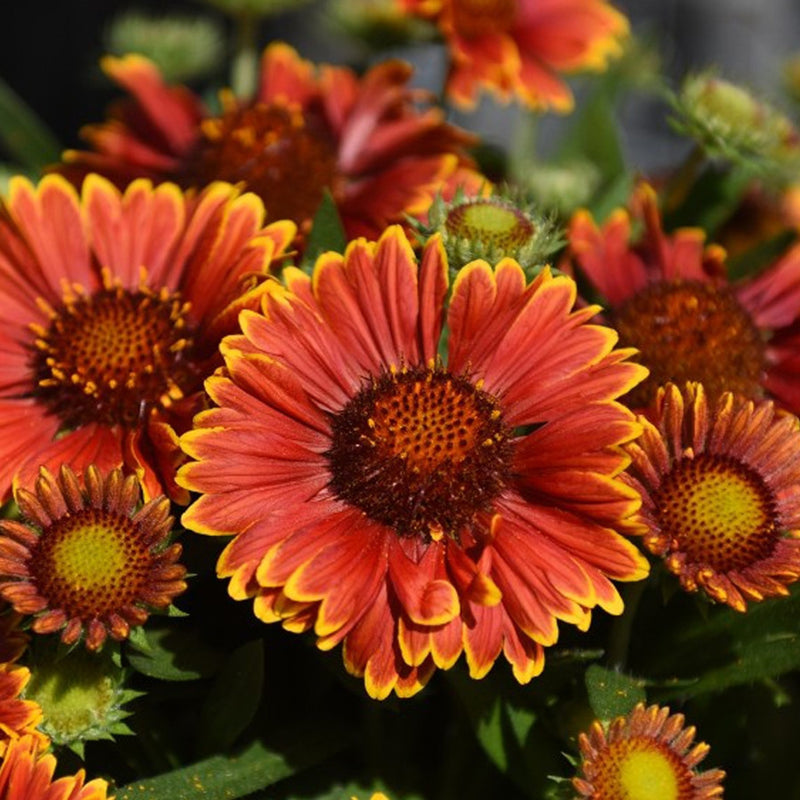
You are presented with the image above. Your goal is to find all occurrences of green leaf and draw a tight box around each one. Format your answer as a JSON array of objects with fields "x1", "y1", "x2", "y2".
[
  {"x1": 197, "y1": 638, "x2": 264, "y2": 754},
  {"x1": 584, "y1": 664, "x2": 646, "y2": 721},
  {"x1": 301, "y1": 191, "x2": 347, "y2": 271},
  {"x1": 0, "y1": 78, "x2": 61, "y2": 170},
  {"x1": 115, "y1": 718, "x2": 352, "y2": 800},
  {"x1": 647, "y1": 584, "x2": 800, "y2": 700},
  {"x1": 125, "y1": 623, "x2": 223, "y2": 682}
]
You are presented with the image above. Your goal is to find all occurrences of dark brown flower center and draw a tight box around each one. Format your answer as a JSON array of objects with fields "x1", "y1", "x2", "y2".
[
  {"x1": 654, "y1": 453, "x2": 780, "y2": 573},
  {"x1": 589, "y1": 736, "x2": 693, "y2": 800},
  {"x1": 452, "y1": 0, "x2": 517, "y2": 38},
  {"x1": 186, "y1": 102, "x2": 339, "y2": 229},
  {"x1": 326, "y1": 366, "x2": 512, "y2": 541},
  {"x1": 613, "y1": 280, "x2": 764, "y2": 407},
  {"x1": 445, "y1": 200, "x2": 534, "y2": 249},
  {"x1": 31, "y1": 286, "x2": 196, "y2": 429},
  {"x1": 28, "y1": 508, "x2": 152, "y2": 619}
]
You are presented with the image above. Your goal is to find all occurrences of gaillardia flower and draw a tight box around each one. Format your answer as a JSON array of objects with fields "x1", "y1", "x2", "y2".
[
  {"x1": 0, "y1": 663, "x2": 47, "y2": 757},
  {"x1": 573, "y1": 702, "x2": 725, "y2": 799},
  {"x1": 0, "y1": 465, "x2": 186, "y2": 650},
  {"x1": 397, "y1": 0, "x2": 629, "y2": 110},
  {"x1": 58, "y1": 42, "x2": 479, "y2": 240},
  {"x1": 0, "y1": 734, "x2": 112, "y2": 800},
  {"x1": 0, "y1": 173, "x2": 293, "y2": 502},
  {"x1": 179, "y1": 225, "x2": 648, "y2": 699},
  {"x1": 622, "y1": 382, "x2": 800, "y2": 612},
  {"x1": 566, "y1": 182, "x2": 800, "y2": 410}
]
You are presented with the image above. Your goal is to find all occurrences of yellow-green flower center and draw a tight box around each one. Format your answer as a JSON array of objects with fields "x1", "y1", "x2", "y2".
[
  {"x1": 29, "y1": 508, "x2": 152, "y2": 618},
  {"x1": 327, "y1": 366, "x2": 512, "y2": 541},
  {"x1": 655, "y1": 453, "x2": 779, "y2": 572},
  {"x1": 445, "y1": 200, "x2": 534, "y2": 251},
  {"x1": 591, "y1": 736, "x2": 690, "y2": 800},
  {"x1": 613, "y1": 280, "x2": 764, "y2": 407},
  {"x1": 31, "y1": 286, "x2": 195, "y2": 428}
]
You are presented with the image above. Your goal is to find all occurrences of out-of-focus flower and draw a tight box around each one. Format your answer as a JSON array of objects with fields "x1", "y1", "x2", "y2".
[
  {"x1": 397, "y1": 0, "x2": 629, "y2": 111},
  {"x1": 521, "y1": 159, "x2": 602, "y2": 220},
  {"x1": 22, "y1": 645, "x2": 136, "y2": 755},
  {"x1": 198, "y1": 0, "x2": 314, "y2": 17},
  {"x1": 0, "y1": 663, "x2": 47, "y2": 757},
  {"x1": 671, "y1": 71, "x2": 800, "y2": 172},
  {"x1": 0, "y1": 465, "x2": 186, "y2": 651},
  {"x1": 622, "y1": 382, "x2": 800, "y2": 612},
  {"x1": 0, "y1": 734, "x2": 112, "y2": 800},
  {"x1": 0, "y1": 173, "x2": 293, "y2": 502},
  {"x1": 565, "y1": 182, "x2": 800, "y2": 411},
  {"x1": 179, "y1": 226, "x2": 648, "y2": 699},
  {"x1": 573, "y1": 702, "x2": 725, "y2": 799},
  {"x1": 329, "y1": 0, "x2": 432, "y2": 52},
  {"x1": 414, "y1": 187, "x2": 562, "y2": 275},
  {"x1": 58, "y1": 42, "x2": 480, "y2": 241},
  {"x1": 104, "y1": 11, "x2": 225, "y2": 83}
]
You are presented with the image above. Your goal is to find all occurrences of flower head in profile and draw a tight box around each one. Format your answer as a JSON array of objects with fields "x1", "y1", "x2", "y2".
[
  {"x1": 58, "y1": 42, "x2": 480, "y2": 241},
  {"x1": 179, "y1": 225, "x2": 648, "y2": 699},
  {"x1": 573, "y1": 702, "x2": 725, "y2": 799},
  {"x1": 622, "y1": 382, "x2": 800, "y2": 612},
  {"x1": 0, "y1": 173, "x2": 293, "y2": 502},
  {"x1": 0, "y1": 734, "x2": 112, "y2": 800},
  {"x1": 397, "y1": 0, "x2": 629, "y2": 110},
  {"x1": 0, "y1": 465, "x2": 186, "y2": 650},
  {"x1": 0, "y1": 663, "x2": 47, "y2": 757},
  {"x1": 565, "y1": 182, "x2": 800, "y2": 411}
]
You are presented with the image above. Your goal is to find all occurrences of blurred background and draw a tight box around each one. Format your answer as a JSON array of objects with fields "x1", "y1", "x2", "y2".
[{"x1": 1, "y1": 0, "x2": 799, "y2": 173}]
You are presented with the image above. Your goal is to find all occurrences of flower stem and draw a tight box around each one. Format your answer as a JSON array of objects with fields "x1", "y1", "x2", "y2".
[
  {"x1": 606, "y1": 578, "x2": 647, "y2": 670},
  {"x1": 230, "y1": 11, "x2": 259, "y2": 99}
]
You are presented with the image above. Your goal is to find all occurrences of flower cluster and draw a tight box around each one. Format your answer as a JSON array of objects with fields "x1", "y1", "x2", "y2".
[{"x1": 4, "y1": 0, "x2": 800, "y2": 795}]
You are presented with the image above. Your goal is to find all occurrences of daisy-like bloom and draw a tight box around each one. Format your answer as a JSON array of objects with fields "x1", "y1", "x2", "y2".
[
  {"x1": 622, "y1": 382, "x2": 800, "y2": 612},
  {"x1": 573, "y1": 702, "x2": 725, "y2": 799},
  {"x1": 57, "y1": 42, "x2": 480, "y2": 241},
  {"x1": 0, "y1": 173, "x2": 294, "y2": 503},
  {"x1": 0, "y1": 734, "x2": 112, "y2": 800},
  {"x1": 397, "y1": 0, "x2": 629, "y2": 110},
  {"x1": 0, "y1": 664, "x2": 47, "y2": 757},
  {"x1": 179, "y1": 225, "x2": 648, "y2": 699},
  {"x1": 565, "y1": 182, "x2": 800, "y2": 411},
  {"x1": 0, "y1": 465, "x2": 186, "y2": 650}
]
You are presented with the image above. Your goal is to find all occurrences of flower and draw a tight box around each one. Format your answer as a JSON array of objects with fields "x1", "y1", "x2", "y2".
[
  {"x1": 179, "y1": 225, "x2": 648, "y2": 699},
  {"x1": 397, "y1": 0, "x2": 629, "y2": 110},
  {"x1": 621, "y1": 382, "x2": 800, "y2": 612},
  {"x1": 0, "y1": 663, "x2": 47, "y2": 757},
  {"x1": 0, "y1": 173, "x2": 293, "y2": 502},
  {"x1": 58, "y1": 42, "x2": 480, "y2": 241},
  {"x1": 565, "y1": 182, "x2": 800, "y2": 411},
  {"x1": 573, "y1": 702, "x2": 725, "y2": 799},
  {"x1": 0, "y1": 734, "x2": 112, "y2": 800},
  {"x1": 0, "y1": 465, "x2": 186, "y2": 650}
]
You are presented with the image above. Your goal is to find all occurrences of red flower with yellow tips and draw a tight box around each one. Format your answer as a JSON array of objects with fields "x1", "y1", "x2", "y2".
[
  {"x1": 179, "y1": 225, "x2": 648, "y2": 699},
  {"x1": 0, "y1": 734, "x2": 111, "y2": 800},
  {"x1": 0, "y1": 664, "x2": 47, "y2": 758},
  {"x1": 565, "y1": 182, "x2": 800, "y2": 411},
  {"x1": 398, "y1": 0, "x2": 629, "y2": 110},
  {"x1": 0, "y1": 465, "x2": 186, "y2": 651},
  {"x1": 574, "y1": 702, "x2": 725, "y2": 799},
  {"x1": 58, "y1": 42, "x2": 480, "y2": 240},
  {"x1": 0, "y1": 173, "x2": 293, "y2": 502},
  {"x1": 622, "y1": 382, "x2": 800, "y2": 612}
]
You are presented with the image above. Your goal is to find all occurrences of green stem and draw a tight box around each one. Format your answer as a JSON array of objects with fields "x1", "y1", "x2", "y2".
[
  {"x1": 606, "y1": 578, "x2": 647, "y2": 670},
  {"x1": 230, "y1": 11, "x2": 259, "y2": 99},
  {"x1": 662, "y1": 143, "x2": 705, "y2": 212}
]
